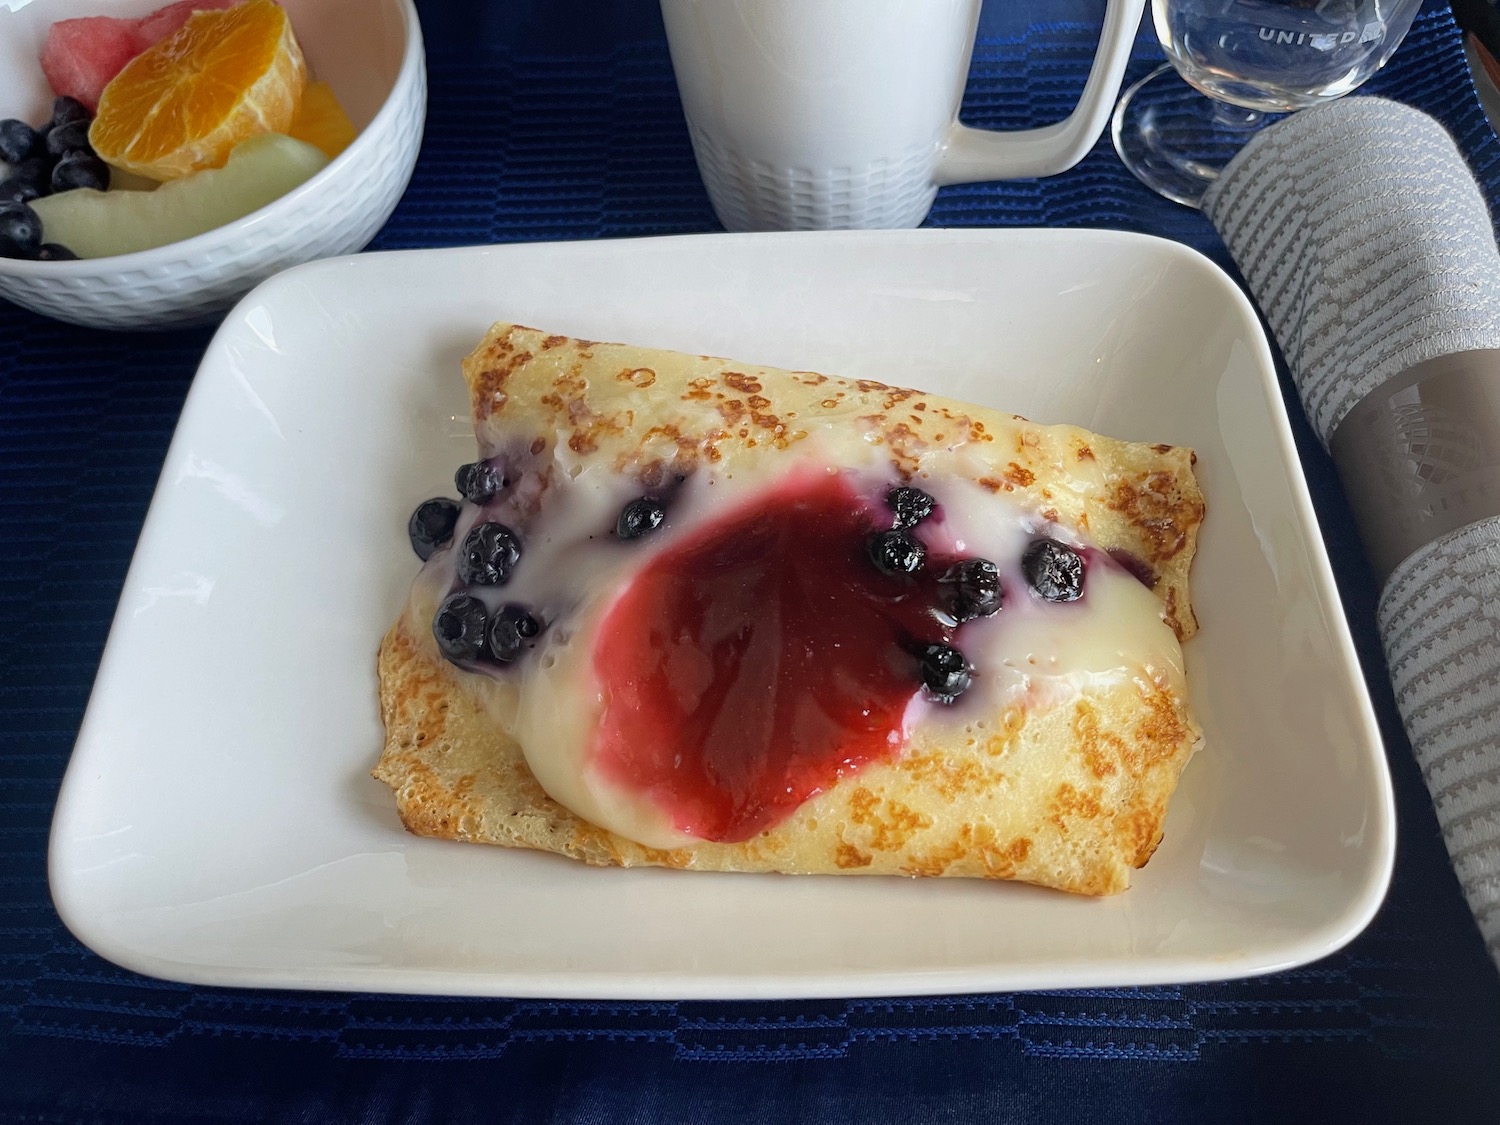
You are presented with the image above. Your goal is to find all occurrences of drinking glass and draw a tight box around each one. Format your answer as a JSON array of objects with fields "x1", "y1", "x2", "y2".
[{"x1": 1113, "y1": 0, "x2": 1425, "y2": 206}]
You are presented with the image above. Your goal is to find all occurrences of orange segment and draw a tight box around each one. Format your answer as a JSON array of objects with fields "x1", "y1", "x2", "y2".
[
  {"x1": 288, "y1": 80, "x2": 357, "y2": 160},
  {"x1": 89, "y1": 0, "x2": 307, "y2": 182}
]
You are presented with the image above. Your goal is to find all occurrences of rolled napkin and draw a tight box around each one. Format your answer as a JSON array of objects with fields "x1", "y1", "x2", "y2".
[{"x1": 1203, "y1": 96, "x2": 1500, "y2": 970}]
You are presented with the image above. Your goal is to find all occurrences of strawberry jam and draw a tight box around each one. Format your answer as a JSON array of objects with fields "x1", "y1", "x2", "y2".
[{"x1": 592, "y1": 470, "x2": 960, "y2": 842}]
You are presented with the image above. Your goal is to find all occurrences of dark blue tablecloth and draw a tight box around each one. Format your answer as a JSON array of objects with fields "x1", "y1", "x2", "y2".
[{"x1": 5, "y1": 1, "x2": 1500, "y2": 1121}]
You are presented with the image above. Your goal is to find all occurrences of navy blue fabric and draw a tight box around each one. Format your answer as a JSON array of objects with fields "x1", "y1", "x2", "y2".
[{"x1": 4, "y1": 1, "x2": 1500, "y2": 1121}]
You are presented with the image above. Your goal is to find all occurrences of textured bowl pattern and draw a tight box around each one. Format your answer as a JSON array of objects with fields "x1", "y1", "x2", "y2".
[{"x1": 0, "y1": 0, "x2": 425, "y2": 331}]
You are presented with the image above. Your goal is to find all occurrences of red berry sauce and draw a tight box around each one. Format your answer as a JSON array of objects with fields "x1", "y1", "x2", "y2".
[{"x1": 591, "y1": 470, "x2": 959, "y2": 842}]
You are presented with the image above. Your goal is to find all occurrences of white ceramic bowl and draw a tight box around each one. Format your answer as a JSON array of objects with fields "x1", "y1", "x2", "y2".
[{"x1": 0, "y1": 0, "x2": 425, "y2": 330}]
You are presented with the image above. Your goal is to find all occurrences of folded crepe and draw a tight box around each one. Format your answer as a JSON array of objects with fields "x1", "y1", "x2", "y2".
[{"x1": 375, "y1": 325, "x2": 1205, "y2": 895}]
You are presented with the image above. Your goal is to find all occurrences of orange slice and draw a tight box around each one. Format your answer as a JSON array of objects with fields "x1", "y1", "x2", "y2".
[
  {"x1": 288, "y1": 80, "x2": 357, "y2": 160},
  {"x1": 89, "y1": 0, "x2": 307, "y2": 182}
]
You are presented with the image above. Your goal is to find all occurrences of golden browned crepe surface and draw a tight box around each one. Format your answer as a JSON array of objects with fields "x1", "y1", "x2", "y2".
[{"x1": 374, "y1": 325, "x2": 1205, "y2": 895}]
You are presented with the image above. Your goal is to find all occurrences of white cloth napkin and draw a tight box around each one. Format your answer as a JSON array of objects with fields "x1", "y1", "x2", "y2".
[{"x1": 1203, "y1": 96, "x2": 1500, "y2": 970}]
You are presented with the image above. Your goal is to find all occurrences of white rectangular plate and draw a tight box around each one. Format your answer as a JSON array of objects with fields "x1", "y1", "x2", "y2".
[{"x1": 49, "y1": 229, "x2": 1395, "y2": 998}]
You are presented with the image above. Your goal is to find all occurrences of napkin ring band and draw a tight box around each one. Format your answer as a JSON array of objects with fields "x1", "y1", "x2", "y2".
[{"x1": 1330, "y1": 349, "x2": 1500, "y2": 585}]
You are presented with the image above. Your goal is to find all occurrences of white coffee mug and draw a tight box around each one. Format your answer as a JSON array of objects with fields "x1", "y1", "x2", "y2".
[{"x1": 660, "y1": 0, "x2": 1145, "y2": 231}]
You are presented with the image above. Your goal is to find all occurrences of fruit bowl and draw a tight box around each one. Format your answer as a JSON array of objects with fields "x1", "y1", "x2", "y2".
[{"x1": 0, "y1": 0, "x2": 425, "y2": 331}]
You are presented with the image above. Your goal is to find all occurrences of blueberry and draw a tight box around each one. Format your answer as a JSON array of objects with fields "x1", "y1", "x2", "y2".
[
  {"x1": 51, "y1": 97, "x2": 91, "y2": 130},
  {"x1": 918, "y1": 643, "x2": 972, "y2": 703},
  {"x1": 9, "y1": 157, "x2": 52, "y2": 191},
  {"x1": 1, "y1": 162, "x2": 51, "y2": 207},
  {"x1": 616, "y1": 497, "x2": 666, "y2": 540},
  {"x1": 34, "y1": 243, "x2": 77, "y2": 261},
  {"x1": 45, "y1": 120, "x2": 92, "y2": 159},
  {"x1": 0, "y1": 176, "x2": 41, "y2": 206},
  {"x1": 1022, "y1": 538, "x2": 1084, "y2": 602},
  {"x1": 50, "y1": 152, "x2": 108, "y2": 193},
  {"x1": 941, "y1": 558, "x2": 1002, "y2": 622},
  {"x1": 868, "y1": 528, "x2": 925, "y2": 576},
  {"x1": 487, "y1": 604, "x2": 542, "y2": 662},
  {"x1": 432, "y1": 594, "x2": 489, "y2": 664},
  {"x1": 0, "y1": 119, "x2": 40, "y2": 164},
  {"x1": 408, "y1": 497, "x2": 460, "y2": 560},
  {"x1": 887, "y1": 485, "x2": 935, "y2": 529},
  {"x1": 458, "y1": 521, "x2": 522, "y2": 585},
  {"x1": 454, "y1": 460, "x2": 506, "y2": 503},
  {"x1": 0, "y1": 202, "x2": 42, "y2": 259}
]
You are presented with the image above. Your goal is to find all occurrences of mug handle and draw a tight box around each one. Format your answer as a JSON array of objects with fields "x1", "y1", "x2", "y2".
[{"x1": 933, "y1": 0, "x2": 1146, "y2": 185}]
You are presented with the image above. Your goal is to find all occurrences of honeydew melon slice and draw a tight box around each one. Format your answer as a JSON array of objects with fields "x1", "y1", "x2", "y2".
[{"x1": 31, "y1": 132, "x2": 328, "y2": 259}]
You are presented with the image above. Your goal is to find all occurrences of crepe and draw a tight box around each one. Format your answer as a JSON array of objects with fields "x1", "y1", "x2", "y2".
[{"x1": 374, "y1": 324, "x2": 1205, "y2": 895}]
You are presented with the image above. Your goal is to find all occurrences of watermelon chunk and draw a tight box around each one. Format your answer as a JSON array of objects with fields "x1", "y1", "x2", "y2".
[
  {"x1": 39, "y1": 0, "x2": 242, "y2": 112},
  {"x1": 39, "y1": 17, "x2": 140, "y2": 112},
  {"x1": 133, "y1": 0, "x2": 239, "y2": 51}
]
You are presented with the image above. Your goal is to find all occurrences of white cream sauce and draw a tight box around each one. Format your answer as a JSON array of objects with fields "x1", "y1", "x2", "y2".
[{"x1": 406, "y1": 426, "x2": 1186, "y2": 850}]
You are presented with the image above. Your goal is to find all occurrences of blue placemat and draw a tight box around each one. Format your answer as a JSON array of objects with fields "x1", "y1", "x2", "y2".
[{"x1": 4, "y1": 1, "x2": 1500, "y2": 1121}]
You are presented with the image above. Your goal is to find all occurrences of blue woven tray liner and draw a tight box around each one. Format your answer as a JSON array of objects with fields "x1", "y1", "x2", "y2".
[{"x1": 3, "y1": 2, "x2": 1499, "y2": 1121}]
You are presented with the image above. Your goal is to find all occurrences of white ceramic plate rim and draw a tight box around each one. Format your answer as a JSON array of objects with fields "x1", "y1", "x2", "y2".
[{"x1": 48, "y1": 229, "x2": 1396, "y2": 998}]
